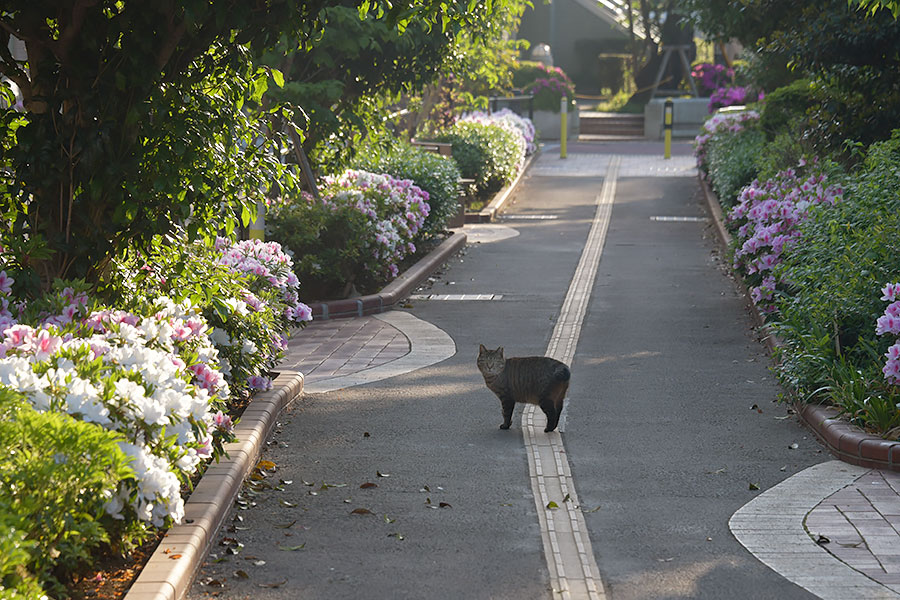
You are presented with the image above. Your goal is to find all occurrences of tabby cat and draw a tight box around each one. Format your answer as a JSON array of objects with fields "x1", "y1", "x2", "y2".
[{"x1": 476, "y1": 344, "x2": 571, "y2": 432}]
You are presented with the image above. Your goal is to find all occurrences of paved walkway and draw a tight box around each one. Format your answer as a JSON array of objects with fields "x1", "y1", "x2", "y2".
[{"x1": 189, "y1": 141, "x2": 900, "y2": 600}]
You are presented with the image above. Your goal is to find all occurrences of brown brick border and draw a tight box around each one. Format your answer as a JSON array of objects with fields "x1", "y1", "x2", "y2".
[
  {"x1": 699, "y1": 176, "x2": 900, "y2": 472},
  {"x1": 306, "y1": 230, "x2": 468, "y2": 320}
]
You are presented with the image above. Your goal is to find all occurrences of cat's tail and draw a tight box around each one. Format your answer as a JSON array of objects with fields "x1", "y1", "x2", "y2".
[{"x1": 554, "y1": 364, "x2": 571, "y2": 382}]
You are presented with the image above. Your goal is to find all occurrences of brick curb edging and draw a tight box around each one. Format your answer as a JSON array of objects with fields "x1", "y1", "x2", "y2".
[
  {"x1": 698, "y1": 177, "x2": 900, "y2": 472},
  {"x1": 307, "y1": 231, "x2": 467, "y2": 320},
  {"x1": 123, "y1": 370, "x2": 305, "y2": 600},
  {"x1": 465, "y1": 150, "x2": 537, "y2": 224}
]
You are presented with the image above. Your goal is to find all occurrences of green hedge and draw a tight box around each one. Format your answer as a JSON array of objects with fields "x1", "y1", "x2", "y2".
[
  {"x1": 704, "y1": 126, "x2": 766, "y2": 207},
  {"x1": 432, "y1": 121, "x2": 522, "y2": 199},
  {"x1": 352, "y1": 141, "x2": 461, "y2": 240}
]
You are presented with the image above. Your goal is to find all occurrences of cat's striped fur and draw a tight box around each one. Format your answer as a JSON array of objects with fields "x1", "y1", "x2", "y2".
[{"x1": 477, "y1": 344, "x2": 570, "y2": 432}]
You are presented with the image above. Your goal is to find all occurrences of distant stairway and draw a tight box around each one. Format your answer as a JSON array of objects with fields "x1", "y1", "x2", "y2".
[{"x1": 579, "y1": 112, "x2": 645, "y2": 138}]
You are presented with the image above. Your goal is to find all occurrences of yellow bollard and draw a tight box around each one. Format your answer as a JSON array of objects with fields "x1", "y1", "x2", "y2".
[
  {"x1": 560, "y1": 97, "x2": 568, "y2": 159},
  {"x1": 664, "y1": 97, "x2": 673, "y2": 160}
]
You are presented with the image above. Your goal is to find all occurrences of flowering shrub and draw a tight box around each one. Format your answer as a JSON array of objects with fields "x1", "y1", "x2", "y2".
[
  {"x1": 694, "y1": 110, "x2": 760, "y2": 173},
  {"x1": 727, "y1": 161, "x2": 843, "y2": 314},
  {"x1": 1, "y1": 386, "x2": 132, "y2": 596},
  {"x1": 707, "y1": 85, "x2": 763, "y2": 113},
  {"x1": 691, "y1": 62, "x2": 734, "y2": 96},
  {"x1": 351, "y1": 142, "x2": 461, "y2": 240},
  {"x1": 434, "y1": 120, "x2": 524, "y2": 199},
  {"x1": 112, "y1": 234, "x2": 311, "y2": 397},
  {"x1": 459, "y1": 108, "x2": 536, "y2": 155},
  {"x1": 524, "y1": 71, "x2": 575, "y2": 113},
  {"x1": 268, "y1": 170, "x2": 430, "y2": 299},
  {"x1": 878, "y1": 283, "x2": 900, "y2": 384}
]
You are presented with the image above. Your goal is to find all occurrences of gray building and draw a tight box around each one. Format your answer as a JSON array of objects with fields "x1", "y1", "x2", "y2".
[{"x1": 516, "y1": 0, "x2": 641, "y2": 94}]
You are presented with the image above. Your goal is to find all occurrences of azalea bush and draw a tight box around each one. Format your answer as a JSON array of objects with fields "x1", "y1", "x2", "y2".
[
  {"x1": 458, "y1": 108, "x2": 536, "y2": 155},
  {"x1": 773, "y1": 133, "x2": 900, "y2": 401},
  {"x1": 268, "y1": 169, "x2": 430, "y2": 299},
  {"x1": 695, "y1": 110, "x2": 765, "y2": 206},
  {"x1": 352, "y1": 142, "x2": 461, "y2": 240},
  {"x1": 691, "y1": 62, "x2": 734, "y2": 96},
  {"x1": 433, "y1": 120, "x2": 524, "y2": 199},
  {"x1": 708, "y1": 85, "x2": 762, "y2": 113},
  {"x1": 109, "y1": 234, "x2": 312, "y2": 398},
  {"x1": 518, "y1": 64, "x2": 575, "y2": 112},
  {"x1": 727, "y1": 161, "x2": 843, "y2": 314}
]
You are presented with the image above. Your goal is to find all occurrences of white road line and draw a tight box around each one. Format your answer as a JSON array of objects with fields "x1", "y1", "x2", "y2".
[
  {"x1": 522, "y1": 156, "x2": 620, "y2": 599},
  {"x1": 730, "y1": 461, "x2": 900, "y2": 599}
]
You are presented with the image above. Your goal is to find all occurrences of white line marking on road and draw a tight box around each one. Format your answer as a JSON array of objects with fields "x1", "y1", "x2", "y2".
[
  {"x1": 408, "y1": 294, "x2": 503, "y2": 301},
  {"x1": 730, "y1": 461, "x2": 900, "y2": 599},
  {"x1": 522, "y1": 156, "x2": 620, "y2": 599},
  {"x1": 650, "y1": 215, "x2": 708, "y2": 222}
]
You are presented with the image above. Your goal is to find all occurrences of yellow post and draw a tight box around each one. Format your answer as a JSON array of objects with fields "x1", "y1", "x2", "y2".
[
  {"x1": 560, "y1": 97, "x2": 568, "y2": 159},
  {"x1": 664, "y1": 97, "x2": 673, "y2": 160},
  {"x1": 249, "y1": 201, "x2": 265, "y2": 240}
]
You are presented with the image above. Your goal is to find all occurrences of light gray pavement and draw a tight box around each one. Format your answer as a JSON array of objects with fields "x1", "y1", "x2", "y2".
[{"x1": 187, "y1": 141, "x2": 900, "y2": 600}]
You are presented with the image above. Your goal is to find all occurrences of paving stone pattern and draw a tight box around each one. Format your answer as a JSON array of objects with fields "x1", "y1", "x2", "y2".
[
  {"x1": 281, "y1": 317, "x2": 409, "y2": 385},
  {"x1": 806, "y1": 470, "x2": 900, "y2": 592}
]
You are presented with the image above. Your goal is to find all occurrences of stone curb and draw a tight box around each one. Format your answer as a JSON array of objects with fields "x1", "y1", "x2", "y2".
[
  {"x1": 698, "y1": 176, "x2": 900, "y2": 472},
  {"x1": 465, "y1": 150, "x2": 537, "y2": 224},
  {"x1": 123, "y1": 370, "x2": 305, "y2": 600},
  {"x1": 307, "y1": 231, "x2": 467, "y2": 320}
]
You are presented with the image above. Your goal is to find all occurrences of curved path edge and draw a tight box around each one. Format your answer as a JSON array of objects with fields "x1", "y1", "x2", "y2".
[
  {"x1": 302, "y1": 310, "x2": 456, "y2": 395},
  {"x1": 729, "y1": 461, "x2": 899, "y2": 599},
  {"x1": 124, "y1": 370, "x2": 305, "y2": 600},
  {"x1": 699, "y1": 177, "x2": 900, "y2": 472}
]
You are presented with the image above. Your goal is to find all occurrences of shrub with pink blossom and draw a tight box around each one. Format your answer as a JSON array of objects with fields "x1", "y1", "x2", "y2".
[
  {"x1": 459, "y1": 108, "x2": 536, "y2": 155},
  {"x1": 112, "y1": 234, "x2": 311, "y2": 398},
  {"x1": 0, "y1": 282, "x2": 235, "y2": 530},
  {"x1": 691, "y1": 62, "x2": 734, "y2": 96},
  {"x1": 268, "y1": 170, "x2": 430, "y2": 299},
  {"x1": 877, "y1": 283, "x2": 900, "y2": 384},
  {"x1": 694, "y1": 110, "x2": 761, "y2": 173},
  {"x1": 707, "y1": 85, "x2": 764, "y2": 113},
  {"x1": 727, "y1": 161, "x2": 843, "y2": 315}
]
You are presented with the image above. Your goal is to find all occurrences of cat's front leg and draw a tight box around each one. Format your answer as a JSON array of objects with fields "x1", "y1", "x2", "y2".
[{"x1": 499, "y1": 395, "x2": 516, "y2": 429}]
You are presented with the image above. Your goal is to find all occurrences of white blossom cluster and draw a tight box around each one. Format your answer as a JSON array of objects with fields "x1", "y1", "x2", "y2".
[{"x1": 0, "y1": 294, "x2": 230, "y2": 527}]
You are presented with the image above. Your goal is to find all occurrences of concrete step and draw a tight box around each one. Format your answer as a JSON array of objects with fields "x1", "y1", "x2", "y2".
[{"x1": 578, "y1": 113, "x2": 644, "y2": 137}]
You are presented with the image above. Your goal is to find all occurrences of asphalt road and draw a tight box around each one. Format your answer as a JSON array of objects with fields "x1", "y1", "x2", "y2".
[{"x1": 188, "y1": 162, "x2": 826, "y2": 599}]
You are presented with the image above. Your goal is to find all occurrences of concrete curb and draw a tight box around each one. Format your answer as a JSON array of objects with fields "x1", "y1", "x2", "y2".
[
  {"x1": 698, "y1": 176, "x2": 900, "y2": 472},
  {"x1": 123, "y1": 370, "x2": 305, "y2": 600},
  {"x1": 307, "y1": 231, "x2": 467, "y2": 320},
  {"x1": 465, "y1": 151, "x2": 537, "y2": 224}
]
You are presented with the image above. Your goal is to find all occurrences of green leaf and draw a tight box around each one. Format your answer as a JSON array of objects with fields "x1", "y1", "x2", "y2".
[
  {"x1": 270, "y1": 68, "x2": 285, "y2": 88},
  {"x1": 546, "y1": 501, "x2": 559, "y2": 509}
]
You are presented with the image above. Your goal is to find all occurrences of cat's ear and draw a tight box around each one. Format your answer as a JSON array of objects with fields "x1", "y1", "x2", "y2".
[
  {"x1": 497, "y1": 346, "x2": 504, "y2": 355},
  {"x1": 479, "y1": 344, "x2": 486, "y2": 353}
]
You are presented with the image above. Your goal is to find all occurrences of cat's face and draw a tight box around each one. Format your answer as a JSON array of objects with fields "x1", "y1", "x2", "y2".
[{"x1": 477, "y1": 344, "x2": 505, "y2": 375}]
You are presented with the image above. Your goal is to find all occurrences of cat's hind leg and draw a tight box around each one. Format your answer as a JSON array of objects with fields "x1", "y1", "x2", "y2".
[{"x1": 539, "y1": 397, "x2": 559, "y2": 432}]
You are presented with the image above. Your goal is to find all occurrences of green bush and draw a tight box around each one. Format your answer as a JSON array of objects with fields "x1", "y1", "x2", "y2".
[
  {"x1": 774, "y1": 132, "x2": 900, "y2": 398},
  {"x1": 704, "y1": 127, "x2": 766, "y2": 207},
  {"x1": 512, "y1": 61, "x2": 575, "y2": 113},
  {"x1": 267, "y1": 194, "x2": 372, "y2": 300},
  {"x1": 0, "y1": 386, "x2": 132, "y2": 597},
  {"x1": 352, "y1": 141, "x2": 462, "y2": 239},
  {"x1": 759, "y1": 79, "x2": 815, "y2": 139},
  {"x1": 433, "y1": 121, "x2": 522, "y2": 199}
]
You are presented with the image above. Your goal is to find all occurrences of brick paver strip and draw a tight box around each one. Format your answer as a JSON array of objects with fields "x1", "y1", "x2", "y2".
[
  {"x1": 301, "y1": 311, "x2": 454, "y2": 395},
  {"x1": 123, "y1": 370, "x2": 304, "y2": 600},
  {"x1": 730, "y1": 461, "x2": 900, "y2": 599},
  {"x1": 699, "y1": 177, "x2": 900, "y2": 472}
]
